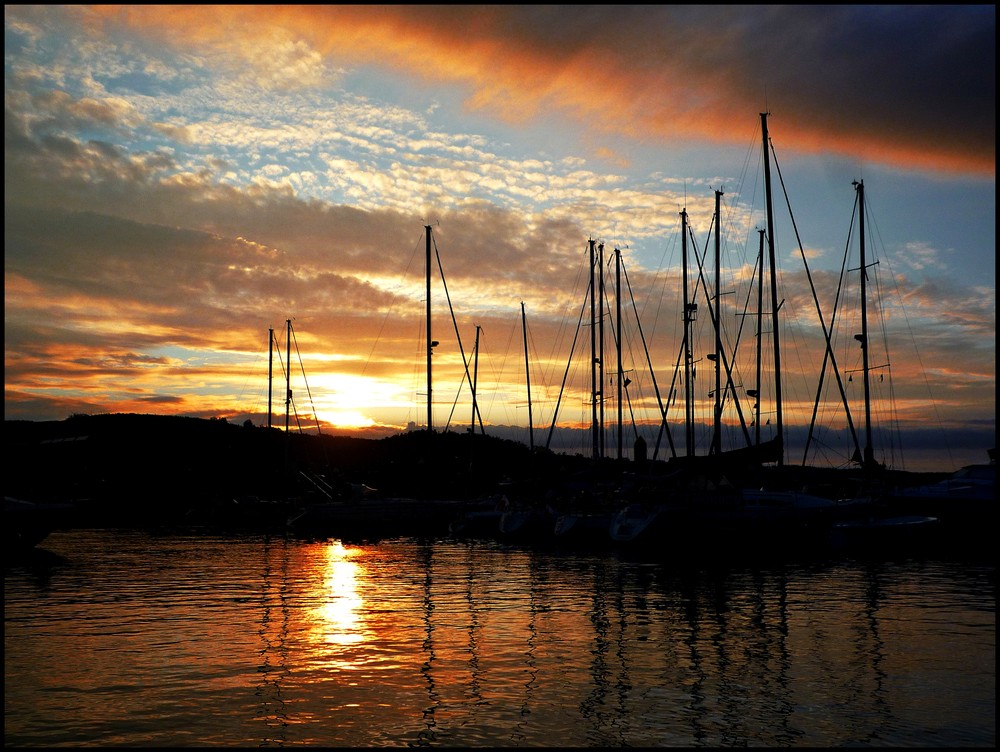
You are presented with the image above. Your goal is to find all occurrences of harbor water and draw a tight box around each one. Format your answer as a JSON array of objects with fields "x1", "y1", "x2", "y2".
[{"x1": 4, "y1": 529, "x2": 995, "y2": 747}]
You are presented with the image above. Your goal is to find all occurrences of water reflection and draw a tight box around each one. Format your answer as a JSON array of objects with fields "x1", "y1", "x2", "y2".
[
  {"x1": 3, "y1": 531, "x2": 994, "y2": 747},
  {"x1": 417, "y1": 543, "x2": 438, "y2": 746},
  {"x1": 255, "y1": 536, "x2": 291, "y2": 746},
  {"x1": 316, "y1": 540, "x2": 366, "y2": 648}
]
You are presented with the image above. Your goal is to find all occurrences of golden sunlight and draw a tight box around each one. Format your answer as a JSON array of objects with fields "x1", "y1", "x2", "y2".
[
  {"x1": 306, "y1": 372, "x2": 413, "y2": 428},
  {"x1": 318, "y1": 541, "x2": 366, "y2": 646}
]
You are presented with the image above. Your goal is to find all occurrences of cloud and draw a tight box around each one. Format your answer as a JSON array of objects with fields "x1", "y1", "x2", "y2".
[{"x1": 61, "y1": 4, "x2": 995, "y2": 176}]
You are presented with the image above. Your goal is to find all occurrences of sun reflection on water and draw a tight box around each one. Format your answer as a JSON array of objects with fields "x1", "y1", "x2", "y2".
[{"x1": 317, "y1": 540, "x2": 367, "y2": 647}]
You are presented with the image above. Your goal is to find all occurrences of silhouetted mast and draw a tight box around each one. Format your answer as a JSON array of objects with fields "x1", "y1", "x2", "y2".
[
  {"x1": 712, "y1": 189, "x2": 724, "y2": 456},
  {"x1": 472, "y1": 324, "x2": 481, "y2": 434},
  {"x1": 854, "y1": 179, "x2": 875, "y2": 469},
  {"x1": 425, "y1": 225, "x2": 434, "y2": 431},
  {"x1": 761, "y1": 111, "x2": 784, "y2": 466},
  {"x1": 681, "y1": 207, "x2": 696, "y2": 458},
  {"x1": 267, "y1": 327, "x2": 274, "y2": 429},
  {"x1": 754, "y1": 229, "x2": 764, "y2": 447},
  {"x1": 589, "y1": 238, "x2": 599, "y2": 459},
  {"x1": 598, "y1": 242, "x2": 606, "y2": 458},
  {"x1": 615, "y1": 247, "x2": 623, "y2": 461},
  {"x1": 283, "y1": 318, "x2": 292, "y2": 433},
  {"x1": 521, "y1": 302, "x2": 534, "y2": 450}
]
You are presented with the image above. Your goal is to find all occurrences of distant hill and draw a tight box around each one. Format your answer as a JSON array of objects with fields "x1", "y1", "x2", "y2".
[
  {"x1": 6, "y1": 413, "x2": 952, "y2": 530},
  {"x1": 5, "y1": 412, "x2": 594, "y2": 513}
]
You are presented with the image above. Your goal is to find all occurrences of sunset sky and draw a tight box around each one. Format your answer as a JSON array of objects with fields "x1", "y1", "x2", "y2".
[{"x1": 4, "y1": 5, "x2": 995, "y2": 472}]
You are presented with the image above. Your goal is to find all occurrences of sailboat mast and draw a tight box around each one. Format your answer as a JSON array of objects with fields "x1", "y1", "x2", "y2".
[
  {"x1": 267, "y1": 327, "x2": 273, "y2": 429},
  {"x1": 761, "y1": 112, "x2": 784, "y2": 466},
  {"x1": 598, "y1": 242, "x2": 606, "y2": 458},
  {"x1": 521, "y1": 302, "x2": 534, "y2": 450},
  {"x1": 425, "y1": 225, "x2": 433, "y2": 431},
  {"x1": 755, "y1": 229, "x2": 764, "y2": 447},
  {"x1": 854, "y1": 179, "x2": 875, "y2": 468},
  {"x1": 589, "y1": 238, "x2": 599, "y2": 460},
  {"x1": 615, "y1": 247, "x2": 623, "y2": 461},
  {"x1": 284, "y1": 318, "x2": 291, "y2": 433},
  {"x1": 681, "y1": 207, "x2": 695, "y2": 458},
  {"x1": 713, "y1": 189, "x2": 724, "y2": 456},
  {"x1": 472, "y1": 324, "x2": 480, "y2": 434}
]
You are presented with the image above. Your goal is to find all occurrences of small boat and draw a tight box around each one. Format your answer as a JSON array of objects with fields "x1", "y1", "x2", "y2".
[
  {"x1": 288, "y1": 495, "x2": 468, "y2": 543},
  {"x1": 497, "y1": 502, "x2": 555, "y2": 543},
  {"x1": 608, "y1": 502, "x2": 664, "y2": 543},
  {"x1": 830, "y1": 514, "x2": 940, "y2": 551},
  {"x1": 5, "y1": 496, "x2": 75, "y2": 551},
  {"x1": 552, "y1": 506, "x2": 617, "y2": 547},
  {"x1": 448, "y1": 495, "x2": 506, "y2": 538},
  {"x1": 893, "y1": 461, "x2": 995, "y2": 503},
  {"x1": 887, "y1": 457, "x2": 995, "y2": 539}
]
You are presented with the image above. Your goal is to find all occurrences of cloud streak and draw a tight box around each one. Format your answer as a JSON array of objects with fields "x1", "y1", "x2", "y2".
[{"x1": 76, "y1": 4, "x2": 996, "y2": 175}]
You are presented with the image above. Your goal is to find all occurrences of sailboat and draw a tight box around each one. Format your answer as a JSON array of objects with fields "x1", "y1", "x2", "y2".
[
  {"x1": 288, "y1": 225, "x2": 483, "y2": 541},
  {"x1": 821, "y1": 179, "x2": 942, "y2": 545},
  {"x1": 610, "y1": 113, "x2": 850, "y2": 551}
]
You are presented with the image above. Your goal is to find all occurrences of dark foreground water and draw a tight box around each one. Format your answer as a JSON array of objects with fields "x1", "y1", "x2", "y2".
[{"x1": 5, "y1": 529, "x2": 995, "y2": 748}]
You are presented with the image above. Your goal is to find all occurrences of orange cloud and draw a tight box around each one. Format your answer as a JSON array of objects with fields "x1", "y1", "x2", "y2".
[{"x1": 78, "y1": 5, "x2": 993, "y2": 178}]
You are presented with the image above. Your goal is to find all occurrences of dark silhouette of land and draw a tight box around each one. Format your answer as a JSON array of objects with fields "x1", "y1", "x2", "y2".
[
  {"x1": 6, "y1": 412, "x2": 955, "y2": 532},
  {"x1": 5, "y1": 413, "x2": 595, "y2": 527}
]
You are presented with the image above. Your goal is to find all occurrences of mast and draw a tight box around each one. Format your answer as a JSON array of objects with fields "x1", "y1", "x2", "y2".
[
  {"x1": 854, "y1": 179, "x2": 875, "y2": 469},
  {"x1": 472, "y1": 324, "x2": 481, "y2": 434},
  {"x1": 754, "y1": 229, "x2": 764, "y2": 446},
  {"x1": 425, "y1": 225, "x2": 434, "y2": 431},
  {"x1": 267, "y1": 327, "x2": 274, "y2": 429},
  {"x1": 284, "y1": 318, "x2": 291, "y2": 433},
  {"x1": 761, "y1": 111, "x2": 784, "y2": 466},
  {"x1": 712, "y1": 189, "x2": 723, "y2": 456},
  {"x1": 681, "y1": 207, "x2": 696, "y2": 458},
  {"x1": 589, "y1": 239, "x2": 599, "y2": 460},
  {"x1": 521, "y1": 302, "x2": 534, "y2": 450},
  {"x1": 598, "y1": 242, "x2": 606, "y2": 458},
  {"x1": 615, "y1": 247, "x2": 623, "y2": 461}
]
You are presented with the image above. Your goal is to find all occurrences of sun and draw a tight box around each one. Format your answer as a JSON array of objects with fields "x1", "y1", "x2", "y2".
[{"x1": 323, "y1": 410, "x2": 377, "y2": 429}]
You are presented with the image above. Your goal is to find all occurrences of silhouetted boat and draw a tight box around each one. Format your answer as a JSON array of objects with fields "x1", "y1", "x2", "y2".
[
  {"x1": 5, "y1": 496, "x2": 75, "y2": 551},
  {"x1": 887, "y1": 453, "x2": 995, "y2": 537},
  {"x1": 830, "y1": 514, "x2": 940, "y2": 551},
  {"x1": 287, "y1": 495, "x2": 469, "y2": 542}
]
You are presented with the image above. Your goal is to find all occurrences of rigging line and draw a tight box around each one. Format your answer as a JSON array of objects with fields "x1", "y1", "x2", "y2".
[
  {"x1": 480, "y1": 317, "x2": 517, "y2": 428},
  {"x1": 806, "y1": 199, "x2": 855, "y2": 464},
  {"x1": 236, "y1": 340, "x2": 269, "y2": 423},
  {"x1": 431, "y1": 233, "x2": 485, "y2": 434},
  {"x1": 362, "y1": 231, "x2": 424, "y2": 380},
  {"x1": 621, "y1": 256, "x2": 676, "y2": 458},
  {"x1": 731, "y1": 246, "x2": 761, "y2": 381},
  {"x1": 867, "y1": 212, "x2": 910, "y2": 470},
  {"x1": 688, "y1": 214, "x2": 753, "y2": 446},
  {"x1": 769, "y1": 144, "x2": 863, "y2": 465},
  {"x1": 289, "y1": 321, "x2": 323, "y2": 435},
  {"x1": 545, "y1": 263, "x2": 591, "y2": 451}
]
